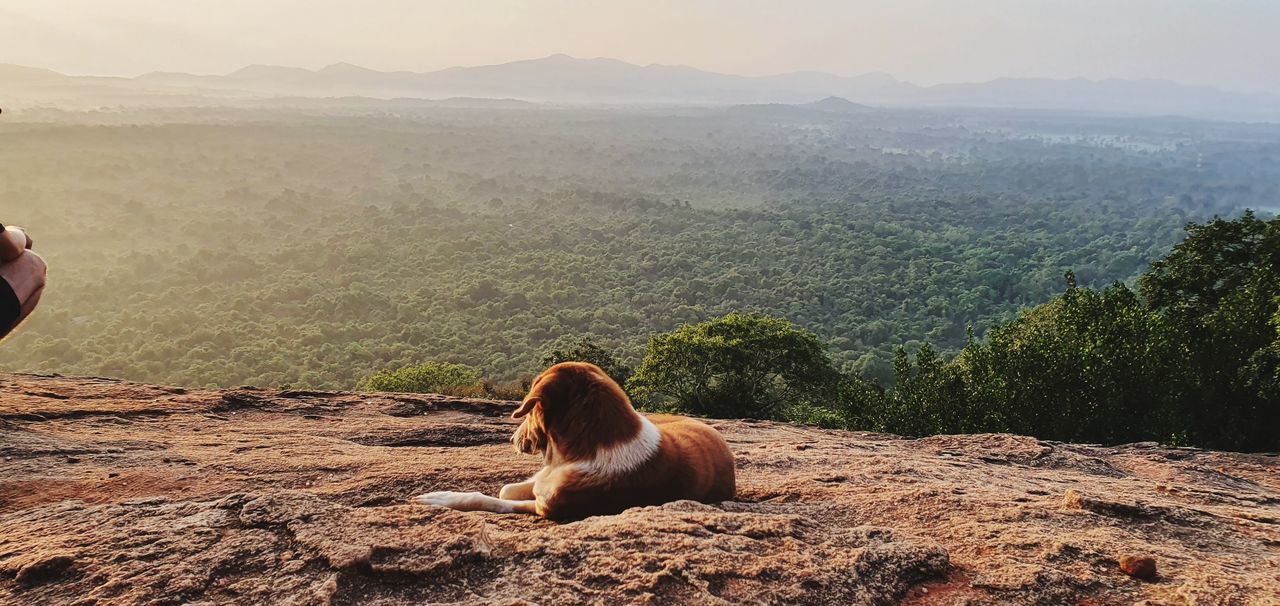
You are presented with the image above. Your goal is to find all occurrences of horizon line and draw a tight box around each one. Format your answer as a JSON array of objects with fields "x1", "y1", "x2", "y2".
[{"x1": 2, "y1": 53, "x2": 1262, "y2": 97}]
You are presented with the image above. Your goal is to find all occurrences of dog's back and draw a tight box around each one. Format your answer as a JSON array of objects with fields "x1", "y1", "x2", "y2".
[
  {"x1": 540, "y1": 414, "x2": 735, "y2": 520},
  {"x1": 647, "y1": 414, "x2": 736, "y2": 501}
]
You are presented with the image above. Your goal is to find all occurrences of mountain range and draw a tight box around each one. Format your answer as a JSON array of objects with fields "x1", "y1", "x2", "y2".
[{"x1": 3, "y1": 54, "x2": 1277, "y2": 121}]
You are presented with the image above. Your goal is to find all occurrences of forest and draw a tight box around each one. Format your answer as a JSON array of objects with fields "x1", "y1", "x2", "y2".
[
  {"x1": 2, "y1": 103, "x2": 1277, "y2": 446},
  {"x1": 363, "y1": 211, "x2": 1280, "y2": 452}
]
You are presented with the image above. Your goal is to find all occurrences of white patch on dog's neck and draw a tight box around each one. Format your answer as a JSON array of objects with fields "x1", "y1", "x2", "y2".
[{"x1": 573, "y1": 415, "x2": 660, "y2": 478}]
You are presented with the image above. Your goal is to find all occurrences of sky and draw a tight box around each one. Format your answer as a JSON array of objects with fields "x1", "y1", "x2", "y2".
[{"x1": 2, "y1": 0, "x2": 1278, "y2": 94}]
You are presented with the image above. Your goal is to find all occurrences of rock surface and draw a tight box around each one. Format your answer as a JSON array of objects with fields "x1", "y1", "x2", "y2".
[{"x1": 0, "y1": 373, "x2": 1277, "y2": 605}]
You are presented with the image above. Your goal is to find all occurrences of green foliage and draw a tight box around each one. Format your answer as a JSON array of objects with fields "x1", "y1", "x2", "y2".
[
  {"x1": 352, "y1": 216, "x2": 1280, "y2": 452},
  {"x1": 362, "y1": 361, "x2": 483, "y2": 396},
  {"x1": 781, "y1": 402, "x2": 848, "y2": 430},
  {"x1": 690, "y1": 214, "x2": 1276, "y2": 452},
  {"x1": 627, "y1": 313, "x2": 842, "y2": 419},
  {"x1": 1241, "y1": 308, "x2": 1280, "y2": 404},
  {"x1": 4, "y1": 106, "x2": 1278, "y2": 450},
  {"x1": 858, "y1": 214, "x2": 1280, "y2": 452},
  {"x1": 951, "y1": 280, "x2": 1189, "y2": 444},
  {"x1": 1139, "y1": 212, "x2": 1280, "y2": 449},
  {"x1": 881, "y1": 344, "x2": 973, "y2": 437},
  {"x1": 2, "y1": 106, "x2": 1248, "y2": 390},
  {"x1": 539, "y1": 338, "x2": 632, "y2": 386},
  {"x1": 829, "y1": 373, "x2": 887, "y2": 431}
]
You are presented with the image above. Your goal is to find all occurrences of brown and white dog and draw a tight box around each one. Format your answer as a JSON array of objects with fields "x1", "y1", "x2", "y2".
[{"x1": 412, "y1": 361, "x2": 736, "y2": 520}]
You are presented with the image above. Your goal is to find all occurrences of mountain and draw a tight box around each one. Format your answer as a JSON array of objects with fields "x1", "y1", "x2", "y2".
[
  {"x1": 804, "y1": 95, "x2": 878, "y2": 113},
  {"x1": 0, "y1": 64, "x2": 66, "y2": 82},
  {"x1": 728, "y1": 96, "x2": 878, "y2": 120},
  {"x1": 1, "y1": 373, "x2": 1276, "y2": 603},
  {"x1": 3, "y1": 55, "x2": 1277, "y2": 121}
]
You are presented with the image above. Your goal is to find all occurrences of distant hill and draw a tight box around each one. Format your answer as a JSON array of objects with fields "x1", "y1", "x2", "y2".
[
  {"x1": 0, "y1": 64, "x2": 65, "y2": 82},
  {"x1": 3, "y1": 55, "x2": 1278, "y2": 121},
  {"x1": 728, "y1": 97, "x2": 879, "y2": 120},
  {"x1": 804, "y1": 96, "x2": 877, "y2": 113}
]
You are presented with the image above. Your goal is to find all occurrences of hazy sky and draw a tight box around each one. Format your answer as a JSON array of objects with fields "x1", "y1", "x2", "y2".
[{"x1": 3, "y1": 0, "x2": 1278, "y2": 93}]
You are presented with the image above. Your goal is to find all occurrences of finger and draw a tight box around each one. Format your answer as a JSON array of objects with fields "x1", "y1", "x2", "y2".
[{"x1": 7, "y1": 226, "x2": 32, "y2": 249}]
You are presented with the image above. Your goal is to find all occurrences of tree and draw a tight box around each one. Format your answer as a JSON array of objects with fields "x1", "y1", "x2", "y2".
[
  {"x1": 539, "y1": 338, "x2": 632, "y2": 386},
  {"x1": 362, "y1": 361, "x2": 483, "y2": 396},
  {"x1": 626, "y1": 313, "x2": 841, "y2": 419},
  {"x1": 1241, "y1": 309, "x2": 1280, "y2": 404},
  {"x1": 881, "y1": 344, "x2": 971, "y2": 437},
  {"x1": 949, "y1": 275, "x2": 1190, "y2": 444},
  {"x1": 1140, "y1": 211, "x2": 1279, "y2": 318},
  {"x1": 1140, "y1": 212, "x2": 1280, "y2": 449},
  {"x1": 830, "y1": 372, "x2": 887, "y2": 431}
]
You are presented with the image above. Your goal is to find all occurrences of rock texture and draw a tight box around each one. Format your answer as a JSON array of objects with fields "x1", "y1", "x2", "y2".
[{"x1": 1, "y1": 373, "x2": 1277, "y2": 605}]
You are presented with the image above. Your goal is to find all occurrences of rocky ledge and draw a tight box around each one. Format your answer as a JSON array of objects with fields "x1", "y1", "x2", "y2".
[{"x1": 0, "y1": 373, "x2": 1277, "y2": 605}]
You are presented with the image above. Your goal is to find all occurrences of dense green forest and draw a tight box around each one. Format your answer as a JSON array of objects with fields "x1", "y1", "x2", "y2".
[
  {"x1": 371, "y1": 212, "x2": 1280, "y2": 451},
  {"x1": 872, "y1": 211, "x2": 1280, "y2": 451},
  {"x1": 3, "y1": 104, "x2": 1276, "y2": 398}
]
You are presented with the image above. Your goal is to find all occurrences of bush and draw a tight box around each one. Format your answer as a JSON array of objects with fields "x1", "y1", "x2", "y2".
[
  {"x1": 539, "y1": 339, "x2": 633, "y2": 386},
  {"x1": 362, "y1": 361, "x2": 484, "y2": 396},
  {"x1": 627, "y1": 312, "x2": 842, "y2": 419},
  {"x1": 781, "y1": 402, "x2": 848, "y2": 429},
  {"x1": 480, "y1": 378, "x2": 532, "y2": 400}
]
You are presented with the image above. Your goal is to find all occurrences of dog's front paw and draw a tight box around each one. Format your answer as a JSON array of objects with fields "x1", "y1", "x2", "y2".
[{"x1": 412, "y1": 491, "x2": 482, "y2": 511}]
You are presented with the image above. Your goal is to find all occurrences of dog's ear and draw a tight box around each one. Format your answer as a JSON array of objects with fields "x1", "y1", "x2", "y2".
[{"x1": 512, "y1": 397, "x2": 540, "y2": 419}]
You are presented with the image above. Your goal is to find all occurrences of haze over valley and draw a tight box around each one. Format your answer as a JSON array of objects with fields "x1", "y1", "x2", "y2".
[{"x1": 4, "y1": 54, "x2": 1280, "y2": 121}]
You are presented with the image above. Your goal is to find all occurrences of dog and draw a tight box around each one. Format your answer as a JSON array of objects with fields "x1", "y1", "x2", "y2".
[{"x1": 412, "y1": 361, "x2": 736, "y2": 519}]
